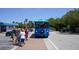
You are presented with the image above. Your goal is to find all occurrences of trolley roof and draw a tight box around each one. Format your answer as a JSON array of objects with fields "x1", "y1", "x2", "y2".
[{"x1": 34, "y1": 19, "x2": 48, "y2": 22}]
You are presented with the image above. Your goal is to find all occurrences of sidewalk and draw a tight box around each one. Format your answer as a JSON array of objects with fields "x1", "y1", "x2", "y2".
[
  {"x1": 16, "y1": 32, "x2": 47, "y2": 50},
  {"x1": 16, "y1": 38, "x2": 47, "y2": 50},
  {"x1": 0, "y1": 32, "x2": 14, "y2": 50}
]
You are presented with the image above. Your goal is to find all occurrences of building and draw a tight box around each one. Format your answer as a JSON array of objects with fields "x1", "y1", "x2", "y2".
[{"x1": 0, "y1": 22, "x2": 18, "y2": 32}]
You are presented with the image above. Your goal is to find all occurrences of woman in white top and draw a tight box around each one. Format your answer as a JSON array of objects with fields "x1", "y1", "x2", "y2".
[{"x1": 19, "y1": 28, "x2": 26, "y2": 47}]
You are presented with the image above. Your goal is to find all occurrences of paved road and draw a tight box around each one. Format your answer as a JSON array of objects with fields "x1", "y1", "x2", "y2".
[
  {"x1": 0, "y1": 33, "x2": 14, "y2": 50},
  {"x1": 49, "y1": 31, "x2": 79, "y2": 50},
  {"x1": 0, "y1": 31, "x2": 79, "y2": 50}
]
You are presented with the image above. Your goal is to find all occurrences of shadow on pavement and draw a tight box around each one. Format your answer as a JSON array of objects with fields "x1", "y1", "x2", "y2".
[
  {"x1": 30, "y1": 33, "x2": 47, "y2": 39},
  {"x1": 59, "y1": 31, "x2": 79, "y2": 35}
]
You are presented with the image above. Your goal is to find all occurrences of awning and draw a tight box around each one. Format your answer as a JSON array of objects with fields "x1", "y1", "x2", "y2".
[{"x1": 0, "y1": 22, "x2": 18, "y2": 26}]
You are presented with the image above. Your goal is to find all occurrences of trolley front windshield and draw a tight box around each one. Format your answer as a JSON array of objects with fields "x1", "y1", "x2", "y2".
[{"x1": 35, "y1": 22, "x2": 48, "y2": 28}]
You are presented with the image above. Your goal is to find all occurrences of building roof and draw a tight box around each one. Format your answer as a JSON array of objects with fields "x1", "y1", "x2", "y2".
[{"x1": 0, "y1": 22, "x2": 18, "y2": 26}]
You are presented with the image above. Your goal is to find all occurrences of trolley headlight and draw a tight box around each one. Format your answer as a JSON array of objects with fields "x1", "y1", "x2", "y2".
[
  {"x1": 47, "y1": 31, "x2": 48, "y2": 32},
  {"x1": 35, "y1": 31, "x2": 38, "y2": 32},
  {"x1": 41, "y1": 31, "x2": 43, "y2": 32}
]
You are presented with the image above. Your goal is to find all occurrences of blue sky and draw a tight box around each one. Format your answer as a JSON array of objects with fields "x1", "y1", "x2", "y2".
[{"x1": 0, "y1": 8, "x2": 73, "y2": 23}]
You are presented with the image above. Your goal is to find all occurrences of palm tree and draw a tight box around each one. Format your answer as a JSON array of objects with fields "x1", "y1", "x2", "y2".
[
  {"x1": 24, "y1": 18, "x2": 28, "y2": 24},
  {"x1": 12, "y1": 21, "x2": 15, "y2": 24}
]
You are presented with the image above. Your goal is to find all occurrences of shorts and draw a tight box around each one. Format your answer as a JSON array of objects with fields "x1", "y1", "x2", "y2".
[
  {"x1": 21, "y1": 39, "x2": 24, "y2": 42},
  {"x1": 19, "y1": 38, "x2": 25, "y2": 44}
]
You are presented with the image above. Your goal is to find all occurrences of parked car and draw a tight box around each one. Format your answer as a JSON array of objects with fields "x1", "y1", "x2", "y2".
[{"x1": 5, "y1": 30, "x2": 12, "y2": 36}]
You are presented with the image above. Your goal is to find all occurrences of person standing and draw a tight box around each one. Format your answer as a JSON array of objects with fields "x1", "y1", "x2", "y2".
[
  {"x1": 10, "y1": 30, "x2": 15, "y2": 42},
  {"x1": 13, "y1": 28, "x2": 20, "y2": 44},
  {"x1": 19, "y1": 28, "x2": 26, "y2": 47},
  {"x1": 10, "y1": 27, "x2": 16, "y2": 42},
  {"x1": 25, "y1": 27, "x2": 29, "y2": 40}
]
